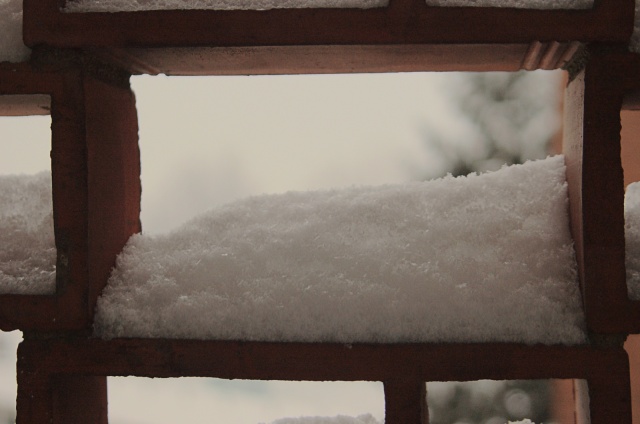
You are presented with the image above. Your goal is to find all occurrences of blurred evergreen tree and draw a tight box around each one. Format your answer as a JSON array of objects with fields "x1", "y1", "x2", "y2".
[
  {"x1": 424, "y1": 70, "x2": 563, "y2": 424},
  {"x1": 427, "y1": 380, "x2": 552, "y2": 424},
  {"x1": 422, "y1": 70, "x2": 561, "y2": 178}
]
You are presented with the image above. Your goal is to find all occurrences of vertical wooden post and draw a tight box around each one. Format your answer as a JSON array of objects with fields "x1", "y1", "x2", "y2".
[
  {"x1": 52, "y1": 376, "x2": 108, "y2": 424},
  {"x1": 83, "y1": 67, "x2": 141, "y2": 319},
  {"x1": 585, "y1": 351, "x2": 632, "y2": 424},
  {"x1": 563, "y1": 58, "x2": 628, "y2": 334},
  {"x1": 384, "y1": 379, "x2": 428, "y2": 424}
]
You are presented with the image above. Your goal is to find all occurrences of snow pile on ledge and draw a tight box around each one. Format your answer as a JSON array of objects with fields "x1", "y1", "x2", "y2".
[
  {"x1": 424, "y1": 0, "x2": 592, "y2": 9},
  {"x1": 0, "y1": 172, "x2": 55, "y2": 295},
  {"x1": 0, "y1": 0, "x2": 30, "y2": 63},
  {"x1": 64, "y1": 0, "x2": 387, "y2": 12},
  {"x1": 626, "y1": 182, "x2": 640, "y2": 299},
  {"x1": 270, "y1": 414, "x2": 380, "y2": 424},
  {"x1": 95, "y1": 155, "x2": 586, "y2": 345}
]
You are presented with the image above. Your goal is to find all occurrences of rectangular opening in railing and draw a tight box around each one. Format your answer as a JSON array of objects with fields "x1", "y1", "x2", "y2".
[
  {"x1": 427, "y1": 379, "x2": 583, "y2": 424},
  {"x1": 102, "y1": 377, "x2": 581, "y2": 423},
  {"x1": 90, "y1": 70, "x2": 594, "y2": 347},
  {"x1": 0, "y1": 107, "x2": 55, "y2": 296},
  {"x1": 107, "y1": 377, "x2": 384, "y2": 424}
]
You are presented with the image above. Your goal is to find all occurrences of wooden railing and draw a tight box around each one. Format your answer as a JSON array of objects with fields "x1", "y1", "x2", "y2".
[{"x1": 1, "y1": 2, "x2": 639, "y2": 422}]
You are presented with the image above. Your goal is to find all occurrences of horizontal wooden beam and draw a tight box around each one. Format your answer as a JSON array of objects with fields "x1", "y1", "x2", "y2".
[
  {"x1": 17, "y1": 338, "x2": 629, "y2": 382},
  {"x1": 90, "y1": 42, "x2": 580, "y2": 75},
  {"x1": 23, "y1": 0, "x2": 634, "y2": 75}
]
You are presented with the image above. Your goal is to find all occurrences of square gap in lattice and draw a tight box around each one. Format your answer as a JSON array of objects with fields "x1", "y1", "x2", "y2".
[
  {"x1": 0, "y1": 101, "x2": 55, "y2": 296},
  {"x1": 95, "y1": 70, "x2": 581, "y2": 346},
  {"x1": 427, "y1": 379, "x2": 586, "y2": 424},
  {"x1": 107, "y1": 377, "x2": 384, "y2": 424}
]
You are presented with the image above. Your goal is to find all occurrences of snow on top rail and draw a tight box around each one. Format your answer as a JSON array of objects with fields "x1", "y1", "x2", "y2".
[
  {"x1": 95, "y1": 155, "x2": 588, "y2": 345},
  {"x1": 62, "y1": 0, "x2": 593, "y2": 12},
  {"x1": 63, "y1": 0, "x2": 388, "y2": 12}
]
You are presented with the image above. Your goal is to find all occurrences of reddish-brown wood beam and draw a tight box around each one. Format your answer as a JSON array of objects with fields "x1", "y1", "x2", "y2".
[
  {"x1": 51, "y1": 376, "x2": 108, "y2": 424},
  {"x1": 587, "y1": 358, "x2": 632, "y2": 423},
  {"x1": 16, "y1": 338, "x2": 629, "y2": 382},
  {"x1": 84, "y1": 74, "x2": 141, "y2": 319},
  {"x1": 23, "y1": 0, "x2": 633, "y2": 50},
  {"x1": 90, "y1": 41, "x2": 580, "y2": 76},
  {"x1": 16, "y1": 339, "x2": 632, "y2": 423},
  {"x1": 563, "y1": 48, "x2": 638, "y2": 335},
  {"x1": 384, "y1": 380, "x2": 428, "y2": 424}
]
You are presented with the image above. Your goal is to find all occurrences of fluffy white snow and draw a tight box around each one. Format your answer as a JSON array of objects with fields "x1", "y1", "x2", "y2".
[
  {"x1": 63, "y1": 0, "x2": 387, "y2": 12},
  {"x1": 626, "y1": 182, "x2": 640, "y2": 299},
  {"x1": 424, "y1": 0, "x2": 592, "y2": 9},
  {"x1": 95, "y1": 155, "x2": 587, "y2": 345},
  {"x1": 0, "y1": 172, "x2": 55, "y2": 295},
  {"x1": 0, "y1": 0, "x2": 30, "y2": 63},
  {"x1": 632, "y1": 0, "x2": 640, "y2": 53},
  {"x1": 270, "y1": 415, "x2": 380, "y2": 424},
  {"x1": 62, "y1": 0, "x2": 601, "y2": 12}
]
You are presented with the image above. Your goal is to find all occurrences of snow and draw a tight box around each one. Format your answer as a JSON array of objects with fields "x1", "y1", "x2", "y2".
[
  {"x1": 61, "y1": 0, "x2": 599, "y2": 12},
  {"x1": 63, "y1": 0, "x2": 387, "y2": 12},
  {"x1": 424, "y1": 0, "x2": 592, "y2": 9},
  {"x1": 94, "y1": 155, "x2": 587, "y2": 345},
  {"x1": 0, "y1": 172, "x2": 56, "y2": 295},
  {"x1": 269, "y1": 415, "x2": 380, "y2": 424},
  {"x1": 626, "y1": 182, "x2": 640, "y2": 299},
  {"x1": 508, "y1": 420, "x2": 535, "y2": 424},
  {"x1": 632, "y1": 0, "x2": 640, "y2": 53},
  {"x1": 0, "y1": 0, "x2": 30, "y2": 63}
]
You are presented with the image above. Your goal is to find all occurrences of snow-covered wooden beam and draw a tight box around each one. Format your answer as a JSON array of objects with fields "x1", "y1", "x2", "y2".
[{"x1": 22, "y1": 0, "x2": 634, "y2": 75}]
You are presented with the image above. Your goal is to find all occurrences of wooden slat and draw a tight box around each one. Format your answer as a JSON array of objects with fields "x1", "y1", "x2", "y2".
[
  {"x1": 22, "y1": 0, "x2": 634, "y2": 75},
  {"x1": 384, "y1": 380, "x2": 428, "y2": 424}
]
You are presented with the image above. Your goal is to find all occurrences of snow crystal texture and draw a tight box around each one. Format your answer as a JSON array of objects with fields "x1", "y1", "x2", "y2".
[
  {"x1": 95, "y1": 156, "x2": 586, "y2": 345},
  {"x1": 424, "y1": 0, "x2": 592, "y2": 9},
  {"x1": 64, "y1": 0, "x2": 387, "y2": 12},
  {"x1": 270, "y1": 415, "x2": 380, "y2": 424},
  {"x1": 0, "y1": 0, "x2": 30, "y2": 62},
  {"x1": 0, "y1": 172, "x2": 56, "y2": 295},
  {"x1": 626, "y1": 182, "x2": 640, "y2": 299}
]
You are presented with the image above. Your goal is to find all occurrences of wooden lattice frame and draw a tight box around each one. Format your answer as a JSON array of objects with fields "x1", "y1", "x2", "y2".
[{"x1": 1, "y1": 2, "x2": 639, "y2": 422}]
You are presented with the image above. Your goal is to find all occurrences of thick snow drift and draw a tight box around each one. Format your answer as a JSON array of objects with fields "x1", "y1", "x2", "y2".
[
  {"x1": 64, "y1": 0, "x2": 388, "y2": 12},
  {"x1": 0, "y1": 0, "x2": 30, "y2": 63},
  {"x1": 626, "y1": 182, "x2": 640, "y2": 299},
  {"x1": 95, "y1": 156, "x2": 587, "y2": 345},
  {"x1": 424, "y1": 0, "x2": 592, "y2": 9},
  {"x1": 0, "y1": 172, "x2": 55, "y2": 295},
  {"x1": 63, "y1": 0, "x2": 595, "y2": 12}
]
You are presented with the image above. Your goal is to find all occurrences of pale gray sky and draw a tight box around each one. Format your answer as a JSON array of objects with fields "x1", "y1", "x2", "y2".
[{"x1": 133, "y1": 72, "x2": 474, "y2": 233}]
